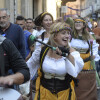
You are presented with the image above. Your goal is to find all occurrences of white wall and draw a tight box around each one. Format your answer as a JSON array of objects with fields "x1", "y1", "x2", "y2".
[{"x1": 46, "y1": 0, "x2": 57, "y2": 20}]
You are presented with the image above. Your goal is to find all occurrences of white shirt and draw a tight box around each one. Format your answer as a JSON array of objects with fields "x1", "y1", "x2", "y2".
[
  {"x1": 32, "y1": 29, "x2": 46, "y2": 37},
  {"x1": 35, "y1": 38, "x2": 49, "y2": 50},
  {"x1": 32, "y1": 30, "x2": 38, "y2": 37},
  {"x1": 70, "y1": 38, "x2": 100, "y2": 61},
  {"x1": 27, "y1": 48, "x2": 84, "y2": 79},
  {"x1": 37, "y1": 29, "x2": 46, "y2": 36}
]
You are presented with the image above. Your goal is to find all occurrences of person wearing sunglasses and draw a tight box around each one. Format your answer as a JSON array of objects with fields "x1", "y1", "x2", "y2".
[{"x1": 70, "y1": 17, "x2": 99, "y2": 100}]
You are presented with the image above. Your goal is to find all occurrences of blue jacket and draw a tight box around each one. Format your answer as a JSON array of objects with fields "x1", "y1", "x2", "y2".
[{"x1": 24, "y1": 30, "x2": 31, "y2": 57}]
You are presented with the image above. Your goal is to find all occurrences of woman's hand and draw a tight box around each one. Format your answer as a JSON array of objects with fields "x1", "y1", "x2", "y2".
[
  {"x1": 91, "y1": 55, "x2": 95, "y2": 60},
  {"x1": 56, "y1": 46, "x2": 70, "y2": 57}
]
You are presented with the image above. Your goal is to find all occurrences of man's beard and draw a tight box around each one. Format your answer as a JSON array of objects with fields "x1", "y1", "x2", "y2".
[{"x1": 0, "y1": 22, "x2": 9, "y2": 29}]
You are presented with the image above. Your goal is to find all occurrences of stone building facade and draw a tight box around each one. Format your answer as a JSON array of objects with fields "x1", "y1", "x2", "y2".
[
  {"x1": 0, "y1": 0, "x2": 57, "y2": 22},
  {"x1": 1, "y1": 0, "x2": 98, "y2": 23},
  {"x1": 66, "y1": 0, "x2": 100, "y2": 18},
  {"x1": 0, "y1": 0, "x2": 34, "y2": 23}
]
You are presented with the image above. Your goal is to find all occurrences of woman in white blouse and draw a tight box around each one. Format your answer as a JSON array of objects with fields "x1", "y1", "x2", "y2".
[
  {"x1": 27, "y1": 21, "x2": 84, "y2": 100},
  {"x1": 34, "y1": 12, "x2": 53, "y2": 50},
  {"x1": 70, "y1": 17, "x2": 99, "y2": 100}
]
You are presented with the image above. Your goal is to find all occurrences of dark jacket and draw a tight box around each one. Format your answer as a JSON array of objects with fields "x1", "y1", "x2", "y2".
[{"x1": 0, "y1": 37, "x2": 30, "y2": 83}]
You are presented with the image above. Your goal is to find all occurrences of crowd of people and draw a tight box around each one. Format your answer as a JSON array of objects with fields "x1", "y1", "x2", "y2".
[{"x1": 0, "y1": 8, "x2": 100, "y2": 100}]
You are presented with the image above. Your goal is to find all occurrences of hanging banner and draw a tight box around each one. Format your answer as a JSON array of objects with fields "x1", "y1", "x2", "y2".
[{"x1": 67, "y1": 6, "x2": 90, "y2": 11}]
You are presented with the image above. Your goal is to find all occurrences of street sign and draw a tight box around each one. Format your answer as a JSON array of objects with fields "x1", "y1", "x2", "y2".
[{"x1": 61, "y1": 6, "x2": 68, "y2": 13}]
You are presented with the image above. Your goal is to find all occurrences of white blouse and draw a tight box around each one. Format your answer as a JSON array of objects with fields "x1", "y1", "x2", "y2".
[
  {"x1": 70, "y1": 38, "x2": 100, "y2": 61},
  {"x1": 27, "y1": 48, "x2": 84, "y2": 79},
  {"x1": 32, "y1": 30, "x2": 38, "y2": 37},
  {"x1": 35, "y1": 38, "x2": 49, "y2": 50}
]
